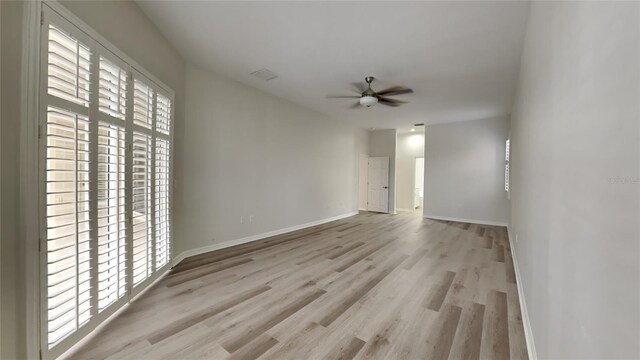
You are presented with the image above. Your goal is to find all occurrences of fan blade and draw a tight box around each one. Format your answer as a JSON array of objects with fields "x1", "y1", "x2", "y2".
[
  {"x1": 326, "y1": 95, "x2": 361, "y2": 99},
  {"x1": 378, "y1": 97, "x2": 407, "y2": 107},
  {"x1": 376, "y1": 86, "x2": 413, "y2": 96},
  {"x1": 351, "y1": 82, "x2": 366, "y2": 93},
  {"x1": 349, "y1": 102, "x2": 361, "y2": 109}
]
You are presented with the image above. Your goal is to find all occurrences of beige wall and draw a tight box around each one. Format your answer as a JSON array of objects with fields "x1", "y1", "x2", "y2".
[
  {"x1": 179, "y1": 64, "x2": 369, "y2": 255},
  {"x1": 0, "y1": 2, "x2": 185, "y2": 358},
  {"x1": 509, "y1": 2, "x2": 639, "y2": 358},
  {"x1": 424, "y1": 116, "x2": 510, "y2": 225},
  {"x1": 1, "y1": 2, "x2": 24, "y2": 358},
  {"x1": 396, "y1": 132, "x2": 425, "y2": 211}
]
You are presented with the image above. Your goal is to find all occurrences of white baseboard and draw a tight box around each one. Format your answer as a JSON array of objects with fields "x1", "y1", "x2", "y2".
[
  {"x1": 60, "y1": 268, "x2": 171, "y2": 360},
  {"x1": 423, "y1": 214, "x2": 508, "y2": 227},
  {"x1": 507, "y1": 226, "x2": 538, "y2": 360},
  {"x1": 172, "y1": 211, "x2": 359, "y2": 266},
  {"x1": 395, "y1": 208, "x2": 415, "y2": 212}
]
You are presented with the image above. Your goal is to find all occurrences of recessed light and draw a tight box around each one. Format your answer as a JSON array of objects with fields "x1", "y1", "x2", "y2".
[{"x1": 410, "y1": 128, "x2": 415, "y2": 132}]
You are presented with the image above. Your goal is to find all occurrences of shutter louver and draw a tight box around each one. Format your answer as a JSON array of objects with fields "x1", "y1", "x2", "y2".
[
  {"x1": 156, "y1": 94, "x2": 171, "y2": 135},
  {"x1": 99, "y1": 57, "x2": 127, "y2": 120},
  {"x1": 132, "y1": 132, "x2": 153, "y2": 286},
  {"x1": 47, "y1": 24, "x2": 91, "y2": 107},
  {"x1": 133, "y1": 80, "x2": 154, "y2": 129},
  {"x1": 45, "y1": 106, "x2": 93, "y2": 348},
  {"x1": 97, "y1": 124, "x2": 127, "y2": 311},
  {"x1": 154, "y1": 138, "x2": 170, "y2": 268}
]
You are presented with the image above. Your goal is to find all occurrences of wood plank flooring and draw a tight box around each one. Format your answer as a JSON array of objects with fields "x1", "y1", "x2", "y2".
[{"x1": 69, "y1": 212, "x2": 529, "y2": 360}]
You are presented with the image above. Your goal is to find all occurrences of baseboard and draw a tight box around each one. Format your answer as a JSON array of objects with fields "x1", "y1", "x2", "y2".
[
  {"x1": 59, "y1": 268, "x2": 171, "y2": 360},
  {"x1": 507, "y1": 226, "x2": 538, "y2": 360},
  {"x1": 395, "y1": 207, "x2": 415, "y2": 212},
  {"x1": 423, "y1": 214, "x2": 508, "y2": 227},
  {"x1": 172, "y1": 211, "x2": 359, "y2": 266}
]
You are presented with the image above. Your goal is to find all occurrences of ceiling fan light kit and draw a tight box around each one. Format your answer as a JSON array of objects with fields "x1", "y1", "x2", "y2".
[
  {"x1": 360, "y1": 95, "x2": 378, "y2": 107},
  {"x1": 327, "y1": 76, "x2": 413, "y2": 109}
]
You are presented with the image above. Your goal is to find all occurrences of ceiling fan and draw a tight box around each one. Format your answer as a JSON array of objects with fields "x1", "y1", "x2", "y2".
[{"x1": 327, "y1": 76, "x2": 413, "y2": 108}]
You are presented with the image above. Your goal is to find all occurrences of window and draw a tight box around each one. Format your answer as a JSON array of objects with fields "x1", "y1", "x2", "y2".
[
  {"x1": 40, "y1": 6, "x2": 173, "y2": 357},
  {"x1": 505, "y1": 139, "x2": 510, "y2": 192}
]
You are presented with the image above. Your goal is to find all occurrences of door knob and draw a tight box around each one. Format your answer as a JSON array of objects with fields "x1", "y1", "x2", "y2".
[{"x1": 383, "y1": 186, "x2": 388, "y2": 189}]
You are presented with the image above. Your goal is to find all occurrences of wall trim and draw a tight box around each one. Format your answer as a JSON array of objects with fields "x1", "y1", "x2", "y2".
[
  {"x1": 507, "y1": 226, "x2": 538, "y2": 360},
  {"x1": 172, "y1": 211, "x2": 359, "y2": 266},
  {"x1": 423, "y1": 214, "x2": 508, "y2": 227},
  {"x1": 21, "y1": 1, "x2": 43, "y2": 358}
]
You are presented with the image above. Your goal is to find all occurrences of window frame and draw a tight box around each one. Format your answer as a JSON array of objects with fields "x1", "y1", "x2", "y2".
[{"x1": 37, "y1": 4, "x2": 175, "y2": 359}]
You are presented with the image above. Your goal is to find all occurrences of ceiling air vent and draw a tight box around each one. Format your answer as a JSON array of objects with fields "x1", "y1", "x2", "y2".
[
  {"x1": 250, "y1": 68, "x2": 278, "y2": 81},
  {"x1": 414, "y1": 123, "x2": 424, "y2": 127}
]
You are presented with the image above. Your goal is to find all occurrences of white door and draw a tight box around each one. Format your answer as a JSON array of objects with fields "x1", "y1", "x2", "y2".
[{"x1": 367, "y1": 157, "x2": 390, "y2": 213}]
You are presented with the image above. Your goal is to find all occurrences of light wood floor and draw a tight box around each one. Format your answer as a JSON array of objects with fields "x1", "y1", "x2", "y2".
[{"x1": 69, "y1": 212, "x2": 528, "y2": 360}]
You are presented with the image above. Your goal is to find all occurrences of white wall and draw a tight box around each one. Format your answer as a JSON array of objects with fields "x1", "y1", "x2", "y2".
[
  {"x1": 509, "y1": 2, "x2": 640, "y2": 358},
  {"x1": 369, "y1": 129, "x2": 397, "y2": 213},
  {"x1": 179, "y1": 64, "x2": 369, "y2": 254},
  {"x1": 424, "y1": 116, "x2": 509, "y2": 225},
  {"x1": 396, "y1": 132, "x2": 425, "y2": 211}
]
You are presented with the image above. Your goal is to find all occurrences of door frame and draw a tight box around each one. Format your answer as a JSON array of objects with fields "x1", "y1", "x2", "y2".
[
  {"x1": 414, "y1": 156, "x2": 425, "y2": 210},
  {"x1": 358, "y1": 154, "x2": 369, "y2": 211}
]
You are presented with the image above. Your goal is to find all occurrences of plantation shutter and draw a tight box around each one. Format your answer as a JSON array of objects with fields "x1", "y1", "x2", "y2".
[
  {"x1": 98, "y1": 56, "x2": 127, "y2": 120},
  {"x1": 46, "y1": 25, "x2": 91, "y2": 107},
  {"x1": 505, "y1": 139, "x2": 510, "y2": 192},
  {"x1": 155, "y1": 136, "x2": 171, "y2": 268},
  {"x1": 133, "y1": 79, "x2": 154, "y2": 129},
  {"x1": 40, "y1": 6, "x2": 175, "y2": 358},
  {"x1": 131, "y1": 131, "x2": 154, "y2": 286},
  {"x1": 44, "y1": 21, "x2": 94, "y2": 348},
  {"x1": 96, "y1": 123, "x2": 127, "y2": 311},
  {"x1": 156, "y1": 94, "x2": 171, "y2": 135},
  {"x1": 45, "y1": 107, "x2": 93, "y2": 347}
]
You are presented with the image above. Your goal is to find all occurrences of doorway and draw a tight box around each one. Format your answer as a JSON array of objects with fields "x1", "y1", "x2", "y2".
[{"x1": 415, "y1": 157, "x2": 424, "y2": 210}]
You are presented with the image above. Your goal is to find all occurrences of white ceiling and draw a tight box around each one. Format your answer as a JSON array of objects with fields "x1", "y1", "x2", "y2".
[{"x1": 136, "y1": 1, "x2": 529, "y2": 129}]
